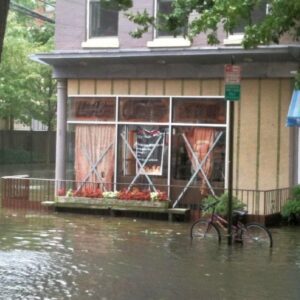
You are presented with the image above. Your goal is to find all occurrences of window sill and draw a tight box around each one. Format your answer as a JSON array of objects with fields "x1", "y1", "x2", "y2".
[
  {"x1": 147, "y1": 37, "x2": 191, "y2": 48},
  {"x1": 81, "y1": 37, "x2": 120, "y2": 49},
  {"x1": 223, "y1": 34, "x2": 244, "y2": 46}
]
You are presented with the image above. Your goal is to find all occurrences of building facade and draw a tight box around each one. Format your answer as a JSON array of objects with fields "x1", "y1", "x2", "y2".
[{"x1": 34, "y1": 0, "x2": 300, "y2": 212}]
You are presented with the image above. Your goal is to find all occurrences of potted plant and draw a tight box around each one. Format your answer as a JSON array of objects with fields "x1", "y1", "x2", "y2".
[{"x1": 202, "y1": 192, "x2": 245, "y2": 217}]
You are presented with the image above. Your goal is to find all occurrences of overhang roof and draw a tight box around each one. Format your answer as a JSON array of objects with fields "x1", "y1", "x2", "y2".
[
  {"x1": 33, "y1": 45, "x2": 300, "y2": 65},
  {"x1": 31, "y1": 45, "x2": 300, "y2": 79}
]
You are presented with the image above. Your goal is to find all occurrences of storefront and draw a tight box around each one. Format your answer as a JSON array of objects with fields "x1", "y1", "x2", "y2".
[
  {"x1": 33, "y1": 46, "x2": 298, "y2": 212},
  {"x1": 66, "y1": 94, "x2": 227, "y2": 207}
]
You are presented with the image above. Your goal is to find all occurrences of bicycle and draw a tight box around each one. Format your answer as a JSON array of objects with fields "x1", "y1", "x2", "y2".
[{"x1": 190, "y1": 200, "x2": 273, "y2": 248}]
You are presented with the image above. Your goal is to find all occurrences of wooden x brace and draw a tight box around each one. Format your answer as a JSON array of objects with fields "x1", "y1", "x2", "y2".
[
  {"x1": 172, "y1": 131, "x2": 223, "y2": 208},
  {"x1": 120, "y1": 132, "x2": 159, "y2": 192},
  {"x1": 76, "y1": 142, "x2": 113, "y2": 193}
]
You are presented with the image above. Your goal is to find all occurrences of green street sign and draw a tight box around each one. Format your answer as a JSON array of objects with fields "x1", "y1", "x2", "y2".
[{"x1": 225, "y1": 84, "x2": 241, "y2": 101}]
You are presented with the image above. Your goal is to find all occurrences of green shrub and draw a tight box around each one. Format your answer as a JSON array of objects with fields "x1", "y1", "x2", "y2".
[
  {"x1": 281, "y1": 185, "x2": 300, "y2": 220},
  {"x1": 202, "y1": 192, "x2": 246, "y2": 216},
  {"x1": 281, "y1": 200, "x2": 300, "y2": 218},
  {"x1": 291, "y1": 185, "x2": 300, "y2": 201}
]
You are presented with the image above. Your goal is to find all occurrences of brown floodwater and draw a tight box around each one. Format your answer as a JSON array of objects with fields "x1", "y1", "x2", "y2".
[{"x1": 0, "y1": 209, "x2": 299, "y2": 300}]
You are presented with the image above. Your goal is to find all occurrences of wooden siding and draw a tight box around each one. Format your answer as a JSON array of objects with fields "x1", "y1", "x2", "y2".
[{"x1": 67, "y1": 78, "x2": 293, "y2": 190}]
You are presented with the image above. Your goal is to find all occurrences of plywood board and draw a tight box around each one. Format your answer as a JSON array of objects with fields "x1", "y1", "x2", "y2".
[
  {"x1": 129, "y1": 80, "x2": 147, "y2": 95},
  {"x1": 258, "y1": 79, "x2": 279, "y2": 189},
  {"x1": 79, "y1": 80, "x2": 96, "y2": 95},
  {"x1": 68, "y1": 79, "x2": 79, "y2": 95},
  {"x1": 96, "y1": 80, "x2": 113, "y2": 95}
]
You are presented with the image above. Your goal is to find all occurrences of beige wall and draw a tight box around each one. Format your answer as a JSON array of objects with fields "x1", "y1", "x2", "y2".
[{"x1": 68, "y1": 78, "x2": 294, "y2": 190}]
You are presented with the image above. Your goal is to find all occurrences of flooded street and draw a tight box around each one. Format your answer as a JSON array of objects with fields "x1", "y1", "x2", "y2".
[{"x1": 0, "y1": 210, "x2": 299, "y2": 300}]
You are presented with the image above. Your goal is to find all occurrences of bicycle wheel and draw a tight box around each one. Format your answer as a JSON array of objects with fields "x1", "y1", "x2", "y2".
[
  {"x1": 242, "y1": 223, "x2": 273, "y2": 248},
  {"x1": 190, "y1": 220, "x2": 221, "y2": 243}
]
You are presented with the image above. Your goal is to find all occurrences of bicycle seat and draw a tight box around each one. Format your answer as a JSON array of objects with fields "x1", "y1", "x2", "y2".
[{"x1": 232, "y1": 210, "x2": 247, "y2": 216}]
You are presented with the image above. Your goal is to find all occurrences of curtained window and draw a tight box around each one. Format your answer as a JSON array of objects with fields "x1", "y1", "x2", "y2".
[
  {"x1": 75, "y1": 125, "x2": 115, "y2": 191},
  {"x1": 185, "y1": 128, "x2": 215, "y2": 195}
]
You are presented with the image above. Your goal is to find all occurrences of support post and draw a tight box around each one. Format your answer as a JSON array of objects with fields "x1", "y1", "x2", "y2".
[
  {"x1": 227, "y1": 100, "x2": 234, "y2": 245},
  {"x1": 55, "y1": 79, "x2": 67, "y2": 194}
]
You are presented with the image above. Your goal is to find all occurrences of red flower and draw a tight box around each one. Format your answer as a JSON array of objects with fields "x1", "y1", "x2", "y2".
[
  {"x1": 57, "y1": 188, "x2": 66, "y2": 196},
  {"x1": 117, "y1": 188, "x2": 151, "y2": 201}
]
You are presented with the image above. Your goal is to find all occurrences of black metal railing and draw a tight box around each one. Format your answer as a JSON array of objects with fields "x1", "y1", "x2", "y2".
[{"x1": 0, "y1": 176, "x2": 293, "y2": 216}]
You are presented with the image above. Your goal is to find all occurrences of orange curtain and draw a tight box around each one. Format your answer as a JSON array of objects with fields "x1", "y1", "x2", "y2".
[
  {"x1": 185, "y1": 128, "x2": 215, "y2": 195},
  {"x1": 75, "y1": 125, "x2": 115, "y2": 191}
]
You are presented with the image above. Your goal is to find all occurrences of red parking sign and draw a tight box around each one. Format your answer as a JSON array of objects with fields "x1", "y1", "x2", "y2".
[
  {"x1": 225, "y1": 65, "x2": 241, "y2": 101},
  {"x1": 225, "y1": 65, "x2": 241, "y2": 84}
]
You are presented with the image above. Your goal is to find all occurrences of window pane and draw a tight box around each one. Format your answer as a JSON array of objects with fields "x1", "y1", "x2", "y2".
[
  {"x1": 157, "y1": 0, "x2": 185, "y2": 37},
  {"x1": 119, "y1": 98, "x2": 169, "y2": 123},
  {"x1": 117, "y1": 125, "x2": 168, "y2": 193},
  {"x1": 172, "y1": 98, "x2": 226, "y2": 124},
  {"x1": 90, "y1": 1, "x2": 118, "y2": 37},
  {"x1": 68, "y1": 97, "x2": 116, "y2": 121},
  {"x1": 171, "y1": 127, "x2": 225, "y2": 204},
  {"x1": 233, "y1": 0, "x2": 267, "y2": 33}
]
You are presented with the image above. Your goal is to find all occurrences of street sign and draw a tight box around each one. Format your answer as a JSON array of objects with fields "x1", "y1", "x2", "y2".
[
  {"x1": 224, "y1": 65, "x2": 241, "y2": 101},
  {"x1": 225, "y1": 84, "x2": 241, "y2": 101}
]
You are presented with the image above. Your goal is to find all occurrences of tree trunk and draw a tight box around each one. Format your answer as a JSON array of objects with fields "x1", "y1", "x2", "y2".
[
  {"x1": 45, "y1": 128, "x2": 51, "y2": 166},
  {"x1": 0, "y1": 0, "x2": 10, "y2": 62}
]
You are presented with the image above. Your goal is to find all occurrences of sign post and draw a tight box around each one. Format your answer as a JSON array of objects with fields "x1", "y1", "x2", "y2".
[{"x1": 224, "y1": 64, "x2": 241, "y2": 245}]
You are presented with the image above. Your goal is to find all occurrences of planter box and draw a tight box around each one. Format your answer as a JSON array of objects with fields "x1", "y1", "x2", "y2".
[{"x1": 56, "y1": 196, "x2": 170, "y2": 210}]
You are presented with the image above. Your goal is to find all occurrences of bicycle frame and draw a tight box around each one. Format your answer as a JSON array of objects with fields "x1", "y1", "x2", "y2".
[
  {"x1": 191, "y1": 200, "x2": 273, "y2": 247},
  {"x1": 204, "y1": 203, "x2": 247, "y2": 238}
]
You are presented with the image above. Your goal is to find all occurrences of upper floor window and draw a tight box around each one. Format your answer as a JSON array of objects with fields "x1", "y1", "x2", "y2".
[
  {"x1": 224, "y1": 0, "x2": 267, "y2": 45},
  {"x1": 156, "y1": 0, "x2": 172, "y2": 37},
  {"x1": 147, "y1": 0, "x2": 190, "y2": 47},
  {"x1": 156, "y1": 0, "x2": 185, "y2": 37},
  {"x1": 89, "y1": 0, "x2": 119, "y2": 38},
  {"x1": 232, "y1": 0, "x2": 267, "y2": 34}
]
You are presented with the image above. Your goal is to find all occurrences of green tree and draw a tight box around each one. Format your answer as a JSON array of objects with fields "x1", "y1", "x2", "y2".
[
  {"x1": 0, "y1": 11, "x2": 55, "y2": 130},
  {"x1": 121, "y1": 0, "x2": 300, "y2": 48},
  {"x1": 120, "y1": 0, "x2": 300, "y2": 86},
  {"x1": 0, "y1": 13, "x2": 34, "y2": 129},
  {"x1": 0, "y1": 8, "x2": 56, "y2": 163},
  {"x1": 0, "y1": 0, "x2": 10, "y2": 62}
]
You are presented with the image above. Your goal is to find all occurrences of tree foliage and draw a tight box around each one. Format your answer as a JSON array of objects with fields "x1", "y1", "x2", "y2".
[
  {"x1": 121, "y1": 0, "x2": 300, "y2": 48},
  {"x1": 0, "y1": 8, "x2": 56, "y2": 130},
  {"x1": 0, "y1": 0, "x2": 10, "y2": 62}
]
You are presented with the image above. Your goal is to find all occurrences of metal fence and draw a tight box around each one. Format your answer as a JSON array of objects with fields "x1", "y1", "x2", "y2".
[
  {"x1": 0, "y1": 176, "x2": 293, "y2": 217},
  {"x1": 1, "y1": 176, "x2": 55, "y2": 212}
]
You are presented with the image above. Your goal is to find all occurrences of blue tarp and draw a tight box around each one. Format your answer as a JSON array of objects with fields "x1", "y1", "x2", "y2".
[{"x1": 287, "y1": 90, "x2": 300, "y2": 127}]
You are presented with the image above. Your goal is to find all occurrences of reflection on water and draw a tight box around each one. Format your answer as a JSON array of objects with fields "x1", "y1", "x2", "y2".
[
  {"x1": 0, "y1": 210, "x2": 299, "y2": 300},
  {"x1": 0, "y1": 163, "x2": 55, "y2": 178}
]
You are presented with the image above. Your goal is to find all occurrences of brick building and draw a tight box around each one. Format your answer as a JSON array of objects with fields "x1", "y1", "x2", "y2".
[{"x1": 33, "y1": 0, "x2": 300, "y2": 215}]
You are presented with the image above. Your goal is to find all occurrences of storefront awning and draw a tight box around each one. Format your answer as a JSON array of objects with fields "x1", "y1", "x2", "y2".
[{"x1": 287, "y1": 90, "x2": 300, "y2": 127}]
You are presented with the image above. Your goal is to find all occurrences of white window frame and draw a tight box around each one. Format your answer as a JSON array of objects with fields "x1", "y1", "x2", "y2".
[
  {"x1": 147, "y1": 0, "x2": 191, "y2": 48},
  {"x1": 67, "y1": 94, "x2": 228, "y2": 197},
  {"x1": 82, "y1": 0, "x2": 119, "y2": 49}
]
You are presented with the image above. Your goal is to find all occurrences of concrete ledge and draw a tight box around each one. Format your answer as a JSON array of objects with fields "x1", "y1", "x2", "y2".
[
  {"x1": 42, "y1": 201, "x2": 56, "y2": 207},
  {"x1": 42, "y1": 200, "x2": 190, "y2": 222},
  {"x1": 168, "y1": 208, "x2": 190, "y2": 222}
]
